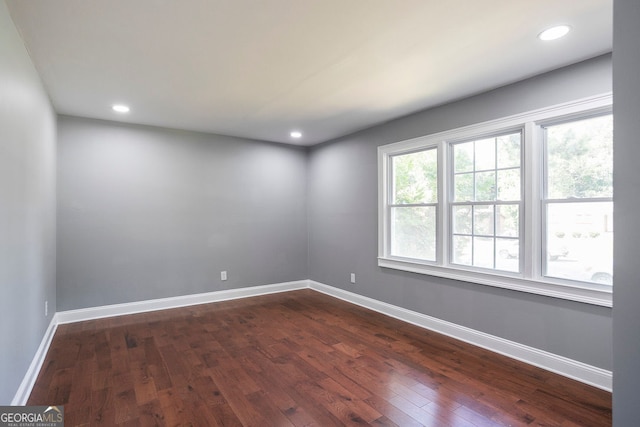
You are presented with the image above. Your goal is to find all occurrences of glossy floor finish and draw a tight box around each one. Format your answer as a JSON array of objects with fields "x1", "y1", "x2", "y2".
[{"x1": 28, "y1": 290, "x2": 612, "y2": 426}]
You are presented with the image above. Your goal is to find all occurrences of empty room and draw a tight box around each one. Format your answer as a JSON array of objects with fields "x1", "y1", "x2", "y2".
[{"x1": 1, "y1": 0, "x2": 638, "y2": 426}]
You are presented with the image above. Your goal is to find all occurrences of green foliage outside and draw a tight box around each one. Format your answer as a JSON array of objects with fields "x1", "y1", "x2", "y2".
[
  {"x1": 392, "y1": 149, "x2": 437, "y2": 204},
  {"x1": 544, "y1": 115, "x2": 614, "y2": 283},
  {"x1": 546, "y1": 115, "x2": 613, "y2": 199},
  {"x1": 387, "y1": 115, "x2": 613, "y2": 283},
  {"x1": 453, "y1": 133, "x2": 521, "y2": 202},
  {"x1": 391, "y1": 150, "x2": 437, "y2": 260},
  {"x1": 451, "y1": 133, "x2": 521, "y2": 269}
]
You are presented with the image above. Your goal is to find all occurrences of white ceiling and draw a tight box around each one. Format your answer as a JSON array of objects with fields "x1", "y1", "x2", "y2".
[{"x1": 7, "y1": 0, "x2": 612, "y2": 146}]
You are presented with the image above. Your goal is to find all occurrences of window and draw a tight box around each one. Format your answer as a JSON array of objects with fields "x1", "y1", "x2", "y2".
[
  {"x1": 390, "y1": 148, "x2": 438, "y2": 261},
  {"x1": 378, "y1": 94, "x2": 612, "y2": 306},
  {"x1": 451, "y1": 132, "x2": 522, "y2": 272},
  {"x1": 543, "y1": 115, "x2": 613, "y2": 285}
]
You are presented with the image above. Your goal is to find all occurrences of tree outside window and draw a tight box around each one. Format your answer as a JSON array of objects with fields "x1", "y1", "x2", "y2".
[{"x1": 544, "y1": 114, "x2": 613, "y2": 284}]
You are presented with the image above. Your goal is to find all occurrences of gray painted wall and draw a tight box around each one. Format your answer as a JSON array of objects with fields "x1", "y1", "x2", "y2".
[
  {"x1": 308, "y1": 55, "x2": 613, "y2": 369},
  {"x1": 4, "y1": 1, "x2": 627, "y2": 407},
  {"x1": 612, "y1": 0, "x2": 640, "y2": 423},
  {"x1": 0, "y1": 1, "x2": 57, "y2": 404},
  {"x1": 57, "y1": 117, "x2": 307, "y2": 311}
]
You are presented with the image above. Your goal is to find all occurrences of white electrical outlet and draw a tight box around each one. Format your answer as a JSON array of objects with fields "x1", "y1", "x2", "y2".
[
  {"x1": 221, "y1": 271, "x2": 227, "y2": 281},
  {"x1": 350, "y1": 273, "x2": 356, "y2": 284},
  {"x1": 45, "y1": 300, "x2": 48, "y2": 317}
]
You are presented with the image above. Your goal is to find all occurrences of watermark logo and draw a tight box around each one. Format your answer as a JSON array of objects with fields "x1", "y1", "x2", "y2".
[{"x1": 0, "y1": 406, "x2": 64, "y2": 427}]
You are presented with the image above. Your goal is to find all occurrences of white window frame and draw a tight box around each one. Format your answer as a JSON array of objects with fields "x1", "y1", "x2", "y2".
[
  {"x1": 388, "y1": 147, "x2": 440, "y2": 262},
  {"x1": 378, "y1": 93, "x2": 613, "y2": 307},
  {"x1": 447, "y1": 129, "x2": 524, "y2": 273}
]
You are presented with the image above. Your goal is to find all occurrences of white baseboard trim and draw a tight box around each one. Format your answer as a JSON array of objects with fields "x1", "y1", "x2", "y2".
[
  {"x1": 16, "y1": 278, "x2": 610, "y2": 406},
  {"x1": 13, "y1": 281, "x2": 307, "y2": 405},
  {"x1": 308, "y1": 280, "x2": 612, "y2": 392},
  {"x1": 12, "y1": 316, "x2": 59, "y2": 405},
  {"x1": 56, "y1": 280, "x2": 308, "y2": 324}
]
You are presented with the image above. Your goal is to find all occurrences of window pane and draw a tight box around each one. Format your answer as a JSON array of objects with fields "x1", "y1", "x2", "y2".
[
  {"x1": 473, "y1": 237, "x2": 494, "y2": 268},
  {"x1": 390, "y1": 206, "x2": 436, "y2": 261},
  {"x1": 453, "y1": 205, "x2": 472, "y2": 234},
  {"x1": 496, "y1": 238, "x2": 519, "y2": 272},
  {"x1": 497, "y1": 133, "x2": 521, "y2": 169},
  {"x1": 545, "y1": 202, "x2": 613, "y2": 285},
  {"x1": 546, "y1": 115, "x2": 613, "y2": 199},
  {"x1": 454, "y1": 142, "x2": 474, "y2": 173},
  {"x1": 473, "y1": 205, "x2": 494, "y2": 235},
  {"x1": 452, "y1": 235, "x2": 472, "y2": 265},
  {"x1": 454, "y1": 173, "x2": 473, "y2": 201},
  {"x1": 475, "y1": 137, "x2": 496, "y2": 171},
  {"x1": 497, "y1": 169, "x2": 520, "y2": 201},
  {"x1": 450, "y1": 132, "x2": 522, "y2": 273},
  {"x1": 496, "y1": 204, "x2": 519, "y2": 237},
  {"x1": 475, "y1": 171, "x2": 496, "y2": 201},
  {"x1": 392, "y1": 149, "x2": 438, "y2": 204}
]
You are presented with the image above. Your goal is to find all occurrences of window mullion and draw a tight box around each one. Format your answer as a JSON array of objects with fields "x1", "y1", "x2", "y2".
[
  {"x1": 524, "y1": 121, "x2": 540, "y2": 279},
  {"x1": 544, "y1": 197, "x2": 613, "y2": 204},
  {"x1": 389, "y1": 203, "x2": 438, "y2": 208},
  {"x1": 439, "y1": 142, "x2": 448, "y2": 266},
  {"x1": 381, "y1": 151, "x2": 394, "y2": 259}
]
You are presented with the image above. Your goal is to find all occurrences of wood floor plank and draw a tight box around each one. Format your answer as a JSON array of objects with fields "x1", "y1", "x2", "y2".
[
  {"x1": 90, "y1": 387, "x2": 116, "y2": 426},
  {"x1": 136, "y1": 399, "x2": 166, "y2": 427},
  {"x1": 28, "y1": 289, "x2": 611, "y2": 426},
  {"x1": 364, "y1": 395, "x2": 423, "y2": 427},
  {"x1": 112, "y1": 373, "x2": 138, "y2": 425},
  {"x1": 131, "y1": 362, "x2": 159, "y2": 405}
]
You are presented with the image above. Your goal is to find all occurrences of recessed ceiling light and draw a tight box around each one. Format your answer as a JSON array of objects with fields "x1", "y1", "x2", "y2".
[
  {"x1": 112, "y1": 104, "x2": 130, "y2": 113},
  {"x1": 538, "y1": 25, "x2": 571, "y2": 41},
  {"x1": 290, "y1": 131, "x2": 302, "y2": 139}
]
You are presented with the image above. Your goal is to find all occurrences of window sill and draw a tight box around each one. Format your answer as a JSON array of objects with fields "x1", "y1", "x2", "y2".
[{"x1": 378, "y1": 257, "x2": 612, "y2": 307}]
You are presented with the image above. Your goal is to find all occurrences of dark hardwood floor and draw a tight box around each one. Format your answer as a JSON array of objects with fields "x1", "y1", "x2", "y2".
[{"x1": 28, "y1": 289, "x2": 611, "y2": 426}]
